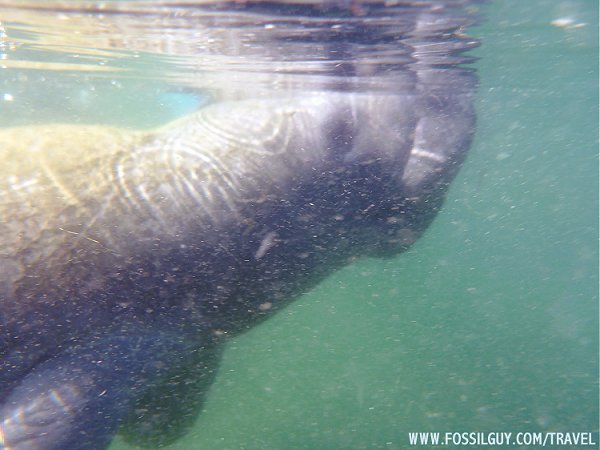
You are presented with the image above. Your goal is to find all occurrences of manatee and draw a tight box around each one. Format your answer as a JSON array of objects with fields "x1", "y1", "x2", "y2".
[{"x1": 0, "y1": 7, "x2": 479, "y2": 450}]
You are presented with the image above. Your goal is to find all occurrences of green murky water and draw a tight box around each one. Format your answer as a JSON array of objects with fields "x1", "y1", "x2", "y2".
[{"x1": 1, "y1": 0, "x2": 597, "y2": 448}]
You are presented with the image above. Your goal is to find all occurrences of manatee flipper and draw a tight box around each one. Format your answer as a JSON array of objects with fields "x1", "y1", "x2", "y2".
[
  {"x1": 119, "y1": 344, "x2": 224, "y2": 448},
  {"x1": 0, "y1": 327, "x2": 197, "y2": 450}
]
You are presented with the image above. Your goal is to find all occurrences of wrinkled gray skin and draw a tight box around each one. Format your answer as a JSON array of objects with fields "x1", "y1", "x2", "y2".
[{"x1": 0, "y1": 8, "x2": 478, "y2": 450}]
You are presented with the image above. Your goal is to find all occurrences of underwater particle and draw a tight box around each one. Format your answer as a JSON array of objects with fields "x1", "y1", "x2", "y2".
[
  {"x1": 551, "y1": 17, "x2": 586, "y2": 29},
  {"x1": 552, "y1": 17, "x2": 574, "y2": 27},
  {"x1": 258, "y1": 302, "x2": 273, "y2": 311},
  {"x1": 3, "y1": 93, "x2": 13, "y2": 101}
]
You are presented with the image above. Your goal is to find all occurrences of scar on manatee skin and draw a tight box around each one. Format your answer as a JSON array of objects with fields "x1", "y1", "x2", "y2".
[
  {"x1": 254, "y1": 231, "x2": 279, "y2": 260},
  {"x1": 58, "y1": 227, "x2": 115, "y2": 253}
]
